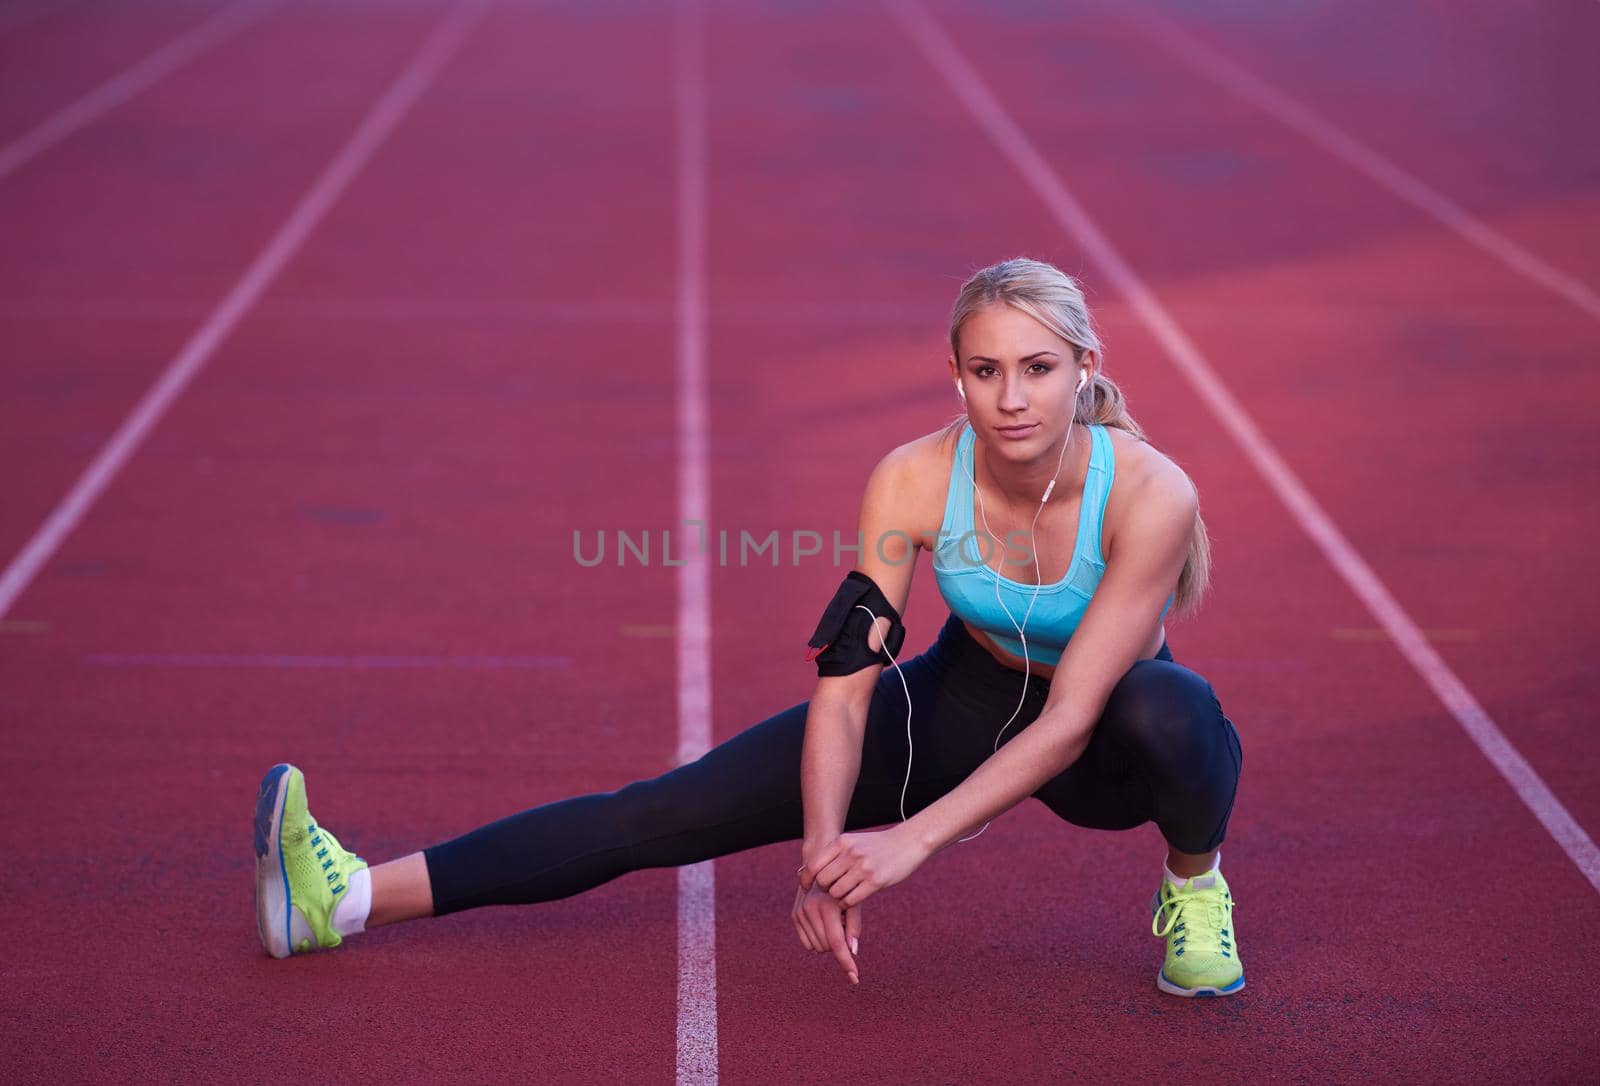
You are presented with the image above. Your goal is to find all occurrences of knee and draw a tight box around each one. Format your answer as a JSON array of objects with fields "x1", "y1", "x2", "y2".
[
  {"x1": 606, "y1": 767, "x2": 689, "y2": 845},
  {"x1": 1099, "y1": 661, "x2": 1224, "y2": 760}
]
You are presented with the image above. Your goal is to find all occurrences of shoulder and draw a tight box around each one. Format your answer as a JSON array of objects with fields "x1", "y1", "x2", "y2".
[
  {"x1": 1103, "y1": 428, "x2": 1198, "y2": 554},
  {"x1": 864, "y1": 422, "x2": 960, "y2": 489},
  {"x1": 872, "y1": 423, "x2": 964, "y2": 482},
  {"x1": 858, "y1": 423, "x2": 965, "y2": 546}
]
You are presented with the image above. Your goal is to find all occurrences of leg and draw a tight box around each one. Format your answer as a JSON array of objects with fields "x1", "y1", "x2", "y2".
[
  {"x1": 413, "y1": 653, "x2": 974, "y2": 918},
  {"x1": 1032, "y1": 658, "x2": 1242, "y2": 854},
  {"x1": 1032, "y1": 658, "x2": 1246, "y2": 997},
  {"x1": 1165, "y1": 846, "x2": 1221, "y2": 880},
  {"x1": 369, "y1": 854, "x2": 431, "y2": 927}
]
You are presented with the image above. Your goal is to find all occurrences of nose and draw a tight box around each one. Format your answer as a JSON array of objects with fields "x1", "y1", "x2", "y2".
[{"x1": 999, "y1": 372, "x2": 1028, "y2": 414}]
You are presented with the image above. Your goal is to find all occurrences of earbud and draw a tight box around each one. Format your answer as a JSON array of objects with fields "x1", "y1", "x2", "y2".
[
  {"x1": 1076, "y1": 367, "x2": 1089, "y2": 394},
  {"x1": 956, "y1": 379, "x2": 966, "y2": 402}
]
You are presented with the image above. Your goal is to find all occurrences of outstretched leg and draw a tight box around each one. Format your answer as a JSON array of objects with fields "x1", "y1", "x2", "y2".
[
  {"x1": 361, "y1": 651, "x2": 974, "y2": 927},
  {"x1": 417, "y1": 700, "x2": 826, "y2": 916}
]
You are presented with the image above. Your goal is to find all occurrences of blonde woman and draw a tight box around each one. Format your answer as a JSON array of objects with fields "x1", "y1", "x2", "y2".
[{"x1": 254, "y1": 257, "x2": 1244, "y2": 998}]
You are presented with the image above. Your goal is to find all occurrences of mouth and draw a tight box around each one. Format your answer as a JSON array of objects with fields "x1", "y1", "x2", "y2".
[{"x1": 995, "y1": 423, "x2": 1039, "y2": 440}]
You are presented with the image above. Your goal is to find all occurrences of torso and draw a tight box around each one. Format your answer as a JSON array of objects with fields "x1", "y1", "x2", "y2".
[{"x1": 898, "y1": 422, "x2": 1172, "y2": 679}]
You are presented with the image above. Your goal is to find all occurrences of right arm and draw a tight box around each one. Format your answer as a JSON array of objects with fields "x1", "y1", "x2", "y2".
[
  {"x1": 800, "y1": 445, "x2": 921, "y2": 858},
  {"x1": 792, "y1": 444, "x2": 924, "y2": 980}
]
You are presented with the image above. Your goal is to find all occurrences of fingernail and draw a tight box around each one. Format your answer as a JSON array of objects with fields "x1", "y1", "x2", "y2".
[
  {"x1": 849, "y1": 937, "x2": 859, "y2": 956},
  {"x1": 849, "y1": 973, "x2": 858, "y2": 985}
]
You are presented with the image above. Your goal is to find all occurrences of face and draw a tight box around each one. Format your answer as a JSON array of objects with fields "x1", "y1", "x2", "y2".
[{"x1": 949, "y1": 304, "x2": 1091, "y2": 459}]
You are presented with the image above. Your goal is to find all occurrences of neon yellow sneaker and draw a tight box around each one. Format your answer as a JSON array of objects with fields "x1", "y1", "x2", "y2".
[
  {"x1": 1150, "y1": 867, "x2": 1245, "y2": 997},
  {"x1": 253, "y1": 763, "x2": 367, "y2": 958}
]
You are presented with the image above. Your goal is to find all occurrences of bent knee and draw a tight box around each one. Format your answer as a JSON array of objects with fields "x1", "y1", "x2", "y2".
[{"x1": 1100, "y1": 660, "x2": 1224, "y2": 755}]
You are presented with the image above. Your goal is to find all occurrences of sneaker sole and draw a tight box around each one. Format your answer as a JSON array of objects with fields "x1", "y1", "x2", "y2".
[
  {"x1": 1157, "y1": 970, "x2": 1245, "y2": 998},
  {"x1": 253, "y1": 763, "x2": 294, "y2": 959}
]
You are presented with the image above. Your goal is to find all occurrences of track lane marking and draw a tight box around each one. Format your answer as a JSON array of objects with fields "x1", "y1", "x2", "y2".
[
  {"x1": 1123, "y1": 4, "x2": 1600, "y2": 324},
  {"x1": 673, "y1": 2, "x2": 718, "y2": 1082},
  {"x1": 0, "y1": 0, "x2": 491, "y2": 619},
  {"x1": 0, "y1": 0, "x2": 281, "y2": 182}
]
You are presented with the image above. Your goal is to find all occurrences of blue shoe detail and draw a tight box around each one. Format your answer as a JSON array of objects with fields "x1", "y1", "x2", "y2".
[
  {"x1": 253, "y1": 764, "x2": 289, "y2": 858},
  {"x1": 253, "y1": 763, "x2": 296, "y2": 953},
  {"x1": 1158, "y1": 969, "x2": 1246, "y2": 997}
]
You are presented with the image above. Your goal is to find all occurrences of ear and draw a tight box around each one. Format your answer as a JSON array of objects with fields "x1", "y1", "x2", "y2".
[{"x1": 1077, "y1": 349, "x2": 1099, "y2": 385}]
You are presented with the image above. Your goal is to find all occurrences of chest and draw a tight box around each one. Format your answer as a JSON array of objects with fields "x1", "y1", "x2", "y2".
[{"x1": 951, "y1": 491, "x2": 1097, "y2": 586}]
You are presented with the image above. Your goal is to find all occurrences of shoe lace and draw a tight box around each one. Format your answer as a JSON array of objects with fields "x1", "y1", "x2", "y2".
[
  {"x1": 1151, "y1": 882, "x2": 1236, "y2": 959},
  {"x1": 305, "y1": 821, "x2": 354, "y2": 897}
]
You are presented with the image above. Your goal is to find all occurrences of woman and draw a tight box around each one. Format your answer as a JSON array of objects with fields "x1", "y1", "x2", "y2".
[{"x1": 254, "y1": 257, "x2": 1245, "y2": 998}]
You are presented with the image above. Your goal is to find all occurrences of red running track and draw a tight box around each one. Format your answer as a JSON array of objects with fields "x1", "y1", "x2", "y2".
[{"x1": 2, "y1": 0, "x2": 1597, "y2": 1080}]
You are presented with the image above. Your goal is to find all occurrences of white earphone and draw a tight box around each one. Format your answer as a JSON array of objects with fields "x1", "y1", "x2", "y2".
[{"x1": 875, "y1": 363, "x2": 1092, "y2": 837}]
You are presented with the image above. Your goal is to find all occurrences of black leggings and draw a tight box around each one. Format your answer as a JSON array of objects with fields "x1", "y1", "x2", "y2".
[{"x1": 423, "y1": 614, "x2": 1243, "y2": 915}]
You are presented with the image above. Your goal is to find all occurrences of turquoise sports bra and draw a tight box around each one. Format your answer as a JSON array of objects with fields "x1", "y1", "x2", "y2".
[{"x1": 931, "y1": 422, "x2": 1172, "y2": 666}]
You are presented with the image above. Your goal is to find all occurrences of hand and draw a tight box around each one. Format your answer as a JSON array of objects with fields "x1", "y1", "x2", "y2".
[
  {"x1": 799, "y1": 826, "x2": 929, "y2": 908},
  {"x1": 791, "y1": 882, "x2": 862, "y2": 985}
]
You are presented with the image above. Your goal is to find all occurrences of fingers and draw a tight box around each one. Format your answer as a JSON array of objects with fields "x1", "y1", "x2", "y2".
[
  {"x1": 800, "y1": 841, "x2": 842, "y2": 892},
  {"x1": 827, "y1": 868, "x2": 869, "y2": 902},
  {"x1": 792, "y1": 886, "x2": 821, "y2": 952},
  {"x1": 844, "y1": 903, "x2": 862, "y2": 958},
  {"x1": 792, "y1": 885, "x2": 864, "y2": 985},
  {"x1": 813, "y1": 851, "x2": 854, "y2": 893},
  {"x1": 821, "y1": 902, "x2": 858, "y2": 985},
  {"x1": 842, "y1": 882, "x2": 875, "y2": 908}
]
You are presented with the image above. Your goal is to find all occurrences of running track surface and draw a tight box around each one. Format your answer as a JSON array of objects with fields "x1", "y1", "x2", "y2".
[{"x1": 2, "y1": 0, "x2": 1598, "y2": 1081}]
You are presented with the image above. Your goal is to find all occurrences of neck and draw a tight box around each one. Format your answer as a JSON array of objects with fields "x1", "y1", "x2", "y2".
[{"x1": 976, "y1": 423, "x2": 1089, "y2": 507}]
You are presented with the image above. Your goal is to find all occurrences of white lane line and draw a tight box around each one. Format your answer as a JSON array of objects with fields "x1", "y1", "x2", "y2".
[
  {"x1": 0, "y1": 0, "x2": 281, "y2": 182},
  {"x1": 673, "y1": 0, "x2": 717, "y2": 1082},
  {"x1": 1123, "y1": 4, "x2": 1600, "y2": 324},
  {"x1": 0, "y1": 0, "x2": 490, "y2": 620},
  {"x1": 886, "y1": 0, "x2": 1600, "y2": 894}
]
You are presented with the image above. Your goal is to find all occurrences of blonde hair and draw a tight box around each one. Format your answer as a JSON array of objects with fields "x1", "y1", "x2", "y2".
[{"x1": 944, "y1": 257, "x2": 1211, "y2": 617}]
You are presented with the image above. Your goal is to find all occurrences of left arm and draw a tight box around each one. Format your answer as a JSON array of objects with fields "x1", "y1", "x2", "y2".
[{"x1": 803, "y1": 466, "x2": 1198, "y2": 907}]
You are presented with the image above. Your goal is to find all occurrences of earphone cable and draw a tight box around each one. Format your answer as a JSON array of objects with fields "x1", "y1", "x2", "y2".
[
  {"x1": 874, "y1": 372, "x2": 1085, "y2": 843},
  {"x1": 955, "y1": 410, "x2": 1075, "y2": 842}
]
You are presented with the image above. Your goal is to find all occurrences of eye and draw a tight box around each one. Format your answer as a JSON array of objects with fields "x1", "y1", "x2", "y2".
[
  {"x1": 974, "y1": 365, "x2": 998, "y2": 378},
  {"x1": 1027, "y1": 363, "x2": 1053, "y2": 375}
]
